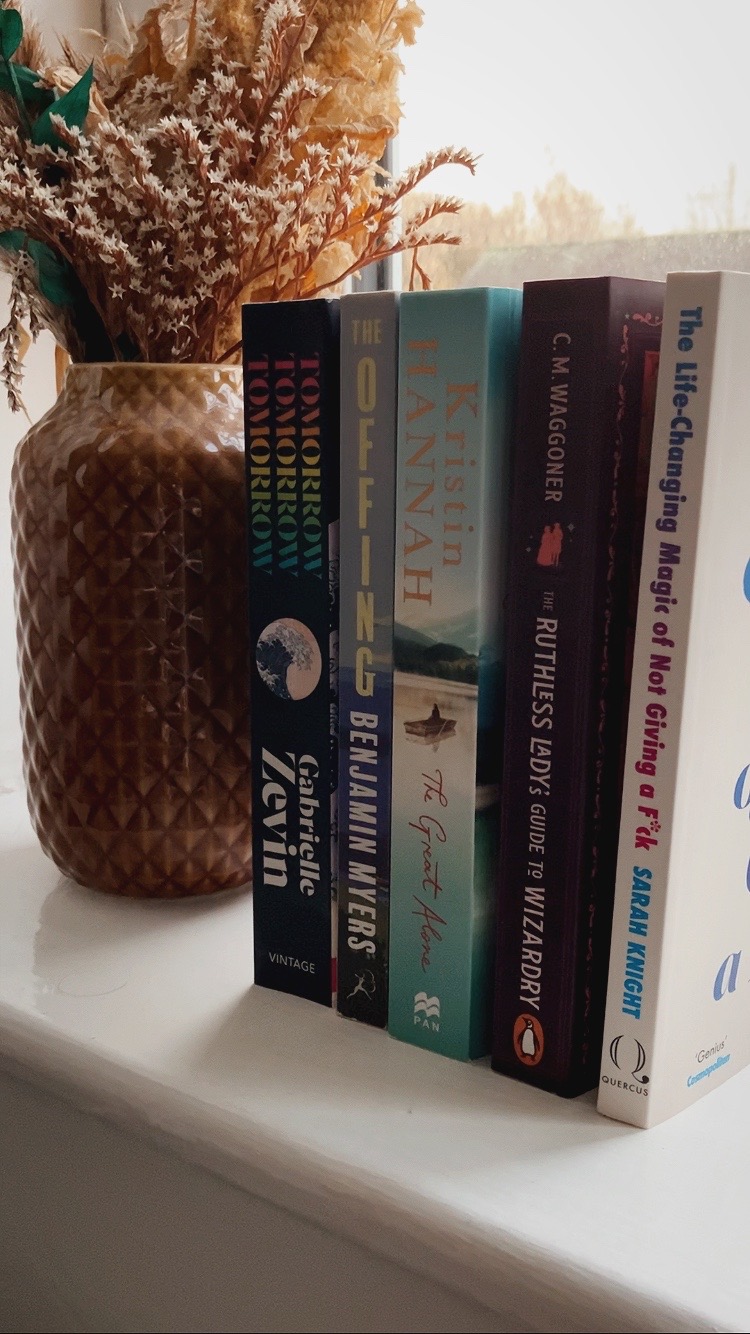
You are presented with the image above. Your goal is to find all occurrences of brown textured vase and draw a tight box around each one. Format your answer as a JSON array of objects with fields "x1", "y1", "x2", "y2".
[{"x1": 10, "y1": 363, "x2": 251, "y2": 898}]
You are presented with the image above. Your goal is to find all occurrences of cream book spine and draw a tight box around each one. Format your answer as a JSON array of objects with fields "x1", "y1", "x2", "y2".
[{"x1": 598, "y1": 270, "x2": 750, "y2": 1128}]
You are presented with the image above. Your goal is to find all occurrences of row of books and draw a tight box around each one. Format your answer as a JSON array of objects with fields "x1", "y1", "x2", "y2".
[{"x1": 242, "y1": 270, "x2": 750, "y2": 1129}]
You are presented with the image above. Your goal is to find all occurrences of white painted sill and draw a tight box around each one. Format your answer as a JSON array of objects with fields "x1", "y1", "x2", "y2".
[{"x1": 0, "y1": 781, "x2": 747, "y2": 1334}]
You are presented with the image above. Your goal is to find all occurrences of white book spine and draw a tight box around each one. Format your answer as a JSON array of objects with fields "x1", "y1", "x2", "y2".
[{"x1": 598, "y1": 273, "x2": 724, "y2": 1127}]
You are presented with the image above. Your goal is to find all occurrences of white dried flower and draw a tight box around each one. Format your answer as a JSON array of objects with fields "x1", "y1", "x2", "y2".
[{"x1": 0, "y1": 0, "x2": 476, "y2": 394}]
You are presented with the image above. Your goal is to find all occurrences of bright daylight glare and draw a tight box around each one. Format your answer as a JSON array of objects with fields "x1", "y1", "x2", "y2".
[{"x1": 398, "y1": 0, "x2": 750, "y2": 285}]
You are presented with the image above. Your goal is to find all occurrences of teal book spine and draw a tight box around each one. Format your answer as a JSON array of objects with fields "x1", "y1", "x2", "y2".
[{"x1": 388, "y1": 287, "x2": 522, "y2": 1060}]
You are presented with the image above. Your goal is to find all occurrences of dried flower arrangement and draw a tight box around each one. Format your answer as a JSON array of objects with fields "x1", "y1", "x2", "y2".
[{"x1": 0, "y1": 0, "x2": 475, "y2": 409}]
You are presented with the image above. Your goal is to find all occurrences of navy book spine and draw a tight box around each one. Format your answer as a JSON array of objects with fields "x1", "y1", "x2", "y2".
[{"x1": 244, "y1": 298, "x2": 340, "y2": 1006}]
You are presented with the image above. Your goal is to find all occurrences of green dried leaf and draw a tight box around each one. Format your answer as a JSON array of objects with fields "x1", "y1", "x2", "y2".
[
  {"x1": 0, "y1": 229, "x2": 26, "y2": 254},
  {"x1": 0, "y1": 230, "x2": 76, "y2": 306},
  {"x1": 0, "y1": 9, "x2": 23, "y2": 62},
  {"x1": 28, "y1": 240, "x2": 76, "y2": 306},
  {"x1": 31, "y1": 63, "x2": 93, "y2": 149},
  {"x1": 0, "y1": 63, "x2": 54, "y2": 106},
  {"x1": 0, "y1": 8, "x2": 34, "y2": 132}
]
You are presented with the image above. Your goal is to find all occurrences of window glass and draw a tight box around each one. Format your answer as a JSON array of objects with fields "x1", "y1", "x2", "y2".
[{"x1": 399, "y1": 0, "x2": 750, "y2": 287}]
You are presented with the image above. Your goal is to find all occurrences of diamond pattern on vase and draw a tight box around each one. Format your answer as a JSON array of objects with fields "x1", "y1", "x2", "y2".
[{"x1": 11, "y1": 364, "x2": 252, "y2": 897}]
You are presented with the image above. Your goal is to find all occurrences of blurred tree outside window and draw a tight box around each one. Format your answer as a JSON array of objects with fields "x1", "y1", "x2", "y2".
[{"x1": 398, "y1": 1, "x2": 750, "y2": 290}]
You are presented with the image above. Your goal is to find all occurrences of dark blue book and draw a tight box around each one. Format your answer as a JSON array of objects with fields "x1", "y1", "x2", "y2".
[{"x1": 243, "y1": 298, "x2": 340, "y2": 1006}]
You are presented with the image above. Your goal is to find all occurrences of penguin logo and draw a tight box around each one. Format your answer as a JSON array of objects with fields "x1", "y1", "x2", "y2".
[
  {"x1": 513, "y1": 1013, "x2": 544, "y2": 1066},
  {"x1": 609, "y1": 1035, "x2": 650, "y2": 1085}
]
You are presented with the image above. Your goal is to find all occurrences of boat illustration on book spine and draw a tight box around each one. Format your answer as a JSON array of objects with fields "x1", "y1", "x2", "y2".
[
  {"x1": 388, "y1": 287, "x2": 522, "y2": 1061},
  {"x1": 404, "y1": 703, "x2": 456, "y2": 743}
]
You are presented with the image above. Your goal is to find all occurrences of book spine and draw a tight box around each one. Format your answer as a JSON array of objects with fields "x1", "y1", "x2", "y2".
[
  {"x1": 337, "y1": 292, "x2": 399, "y2": 1026},
  {"x1": 598, "y1": 275, "x2": 721, "y2": 1126},
  {"x1": 492, "y1": 279, "x2": 664, "y2": 1095},
  {"x1": 388, "y1": 288, "x2": 521, "y2": 1060},
  {"x1": 244, "y1": 298, "x2": 340, "y2": 1007}
]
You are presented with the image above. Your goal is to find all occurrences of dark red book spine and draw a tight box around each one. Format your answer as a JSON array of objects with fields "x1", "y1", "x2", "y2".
[{"x1": 492, "y1": 277, "x2": 664, "y2": 1095}]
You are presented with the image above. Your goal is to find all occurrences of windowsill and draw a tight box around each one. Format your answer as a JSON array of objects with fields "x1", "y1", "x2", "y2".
[{"x1": 0, "y1": 786, "x2": 746, "y2": 1333}]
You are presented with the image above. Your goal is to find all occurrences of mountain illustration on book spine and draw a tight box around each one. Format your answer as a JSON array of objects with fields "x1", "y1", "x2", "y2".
[
  {"x1": 388, "y1": 287, "x2": 522, "y2": 1062},
  {"x1": 393, "y1": 614, "x2": 479, "y2": 683}
]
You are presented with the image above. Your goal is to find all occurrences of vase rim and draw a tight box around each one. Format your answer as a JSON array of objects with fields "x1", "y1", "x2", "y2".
[{"x1": 65, "y1": 361, "x2": 241, "y2": 372}]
